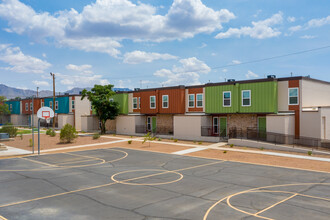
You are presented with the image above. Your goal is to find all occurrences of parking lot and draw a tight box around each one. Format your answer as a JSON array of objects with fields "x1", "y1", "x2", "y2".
[{"x1": 0, "y1": 147, "x2": 329, "y2": 220}]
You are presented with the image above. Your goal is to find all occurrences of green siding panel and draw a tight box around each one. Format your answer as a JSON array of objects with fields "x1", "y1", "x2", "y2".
[
  {"x1": 205, "y1": 81, "x2": 278, "y2": 113},
  {"x1": 112, "y1": 93, "x2": 128, "y2": 114}
]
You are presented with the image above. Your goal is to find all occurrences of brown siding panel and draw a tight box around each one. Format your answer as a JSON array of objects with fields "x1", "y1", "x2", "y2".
[
  {"x1": 140, "y1": 90, "x2": 158, "y2": 114},
  {"x1": 187, "y1": 87, "x2": 203, "y2": 112},
  {"x1": 288, "y1": 80, "x2": 300, "y2": 138},
  {"x1": 159, "y1": 88, "x2": 185, "y2": 114}
]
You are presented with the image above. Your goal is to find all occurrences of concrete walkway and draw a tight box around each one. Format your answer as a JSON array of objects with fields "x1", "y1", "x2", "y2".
[{"x1": 0, "y1": 146, "x2": 31, "y2": 157}]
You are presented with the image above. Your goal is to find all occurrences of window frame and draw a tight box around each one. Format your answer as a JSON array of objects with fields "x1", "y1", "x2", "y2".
[
  {"x1": 41, "y1": 101, "x2": 44, "y2": 107},
  {"x1": 109, "y1": 98, "x2": 114, "y2": 103},
  {"x1": 288, "y1": 87, "x2": 299, "y2": 105},
  {"x1": 71, "y1": 100, "x2": 75, "y2": 109},
  {"x1": 139, "y1": 97, "x2": 141, "y2": 109},
  {"x1": 242, "y1": 90, "x2": 251, "y2": 107},
  {"x1": 30, "y1": 102, "x2": 33, "y2": 111},
  {"x1": 55, "y1": 101, "x2": 59, "y2": 110},
  {"x1": 223, "y1": 91, "x2": 231, "y2": 107},
  {"x1": 133, "y1": 97, "x2": 138, "y2": 109},
  {"x1": 150, "y1": 96, "x2": 156, "y2": 109},
  {"x1": 162, "y1": 95, "x2": 169, "y2": 108},
  {"x1": 25, "y1": 103, "x2": 28, "y2": 111},
  {"x1": 196, "y1": 93, "x2": 203, "y2": 107},
  {"x1": 49, "y1": 101, "x2": 53, "y2": 109},
  {"x1": 188, "y1": 94, "x2": 195, "y2": 108},
  {"x1": 9, "y1": 104, "x2": 12, "y2": 111},
  {"x1": 213, "y1": 117, "x2": 219, "y2": 134}
]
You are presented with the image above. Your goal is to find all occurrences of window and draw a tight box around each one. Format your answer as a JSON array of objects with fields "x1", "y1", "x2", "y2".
[
  {"x1": 133, "y1": 97, "x2": 138, "y2": 109},
  {"x1": 30, "y1": 103, "x2": 33, "y2": 111},
  {"x1": 139, "y1": 97, "x2": 141, "y2": 109},
  {"x1": 188, "y1": 94, "x2": 195, "y2": 108},
  {"x1": 196, "y1": 94, "x2": 203, "y2": 107},
  {"x1": 109, "y1": 98, "x2": 114, "y2": 103},
  {"x1": 41, "y1": 101, "x2": 44, "y2": 107},
  {"x1": 25, "y1": 103, "x2": 28, "y2": 111},
  {"x1": 150, "y1": 96, "x2": 156, "y2": 109},
  {"x1": 289, "y1": 88, "x2": 299, "y2": 105},
  {"x1": 55, "y1": 101, "x2": 59, "y2": 110},
  {"x1": 147, "y1": 117, "x2": 152, "y2": 131},
  {"x1": 162, "y1": 95, "x2": 168, "y2": 108},
  {"x1": 72, "y1": 100, "x2": 75, "y2": 109},
  {"x1": 9, "y1": 104, "x2": 12, "y2": 111},
  {"x1": 49, "y1": 101, "x2": 53, "y2": 109},
  {"x1": 242, "y1": 90, "x2": 251, "y2": 106},
  {"x1": 213, "y1": 117, "x2": 218, "y2": 134},
  {"x1": 223, "y1": 91, "x2": 231, "y2": 107}
]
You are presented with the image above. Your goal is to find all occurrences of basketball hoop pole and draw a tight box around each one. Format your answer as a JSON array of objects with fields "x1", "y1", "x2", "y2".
[{"x1": 38, "y1": 118, "x2": 40, "y2": 155}]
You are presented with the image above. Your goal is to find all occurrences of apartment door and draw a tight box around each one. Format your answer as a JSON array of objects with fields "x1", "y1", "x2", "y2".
[
  {"x1": 258, "y1": 117, "x2": 266, "y2": 138},
  {"x1": 213, "y1": 117, "x2": 219, "y2": 135},
  {"x1": 147, "y1": 117, "x2": 152, "y2": 132},
  {"x1": 152, "y1": 117, "x2": 157, "y2": 133},
  {"x1": 219, "y1": 117, "x2": 227, "y2": 137}
]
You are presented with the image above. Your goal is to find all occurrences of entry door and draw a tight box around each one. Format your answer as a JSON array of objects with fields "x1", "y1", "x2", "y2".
[
  {"x1": 147, "y1": 117, "x2": 151, "y2": 131},
  {"x1": 213, "y1": 117, "x2": 219, "y2": 134},
  {"x1": 152, "y1": 117, "x2": 157, "y2": 133},
  {"x1": 219, "y1": 117, "x2": 227, "y2": 137},
  {"x1": 258, "y1": 117, "x2": 266, "y2": 138}
]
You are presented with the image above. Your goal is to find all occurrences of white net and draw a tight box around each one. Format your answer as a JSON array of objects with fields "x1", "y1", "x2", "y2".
[{"x1": 46, "y1": 118, "x2": 51, "y2": 124}]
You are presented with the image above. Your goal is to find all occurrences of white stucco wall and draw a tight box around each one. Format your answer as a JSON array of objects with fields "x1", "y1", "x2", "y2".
[
  {"x1": 57, "y1": 114, "x2": 74, "y2": 129},
  {"x1": 174, "y1": 115, "x2": 202, "y2": 140},
  {"x1": 301, "y1": 79, "x2": 330, "y2": 107},
  {"x1": 320, "y1": 107, "x2": 330, "y2": 140},
  {"x1": 300, "y1": 111, "x2": 321, "y2": 139},
  {"x1": 266, "y1": 115, "x2": 295, "y2": 135},
  {"x1": 115, "y1": 115, "x2": 146, "y2": 135},
  {"x1": 81, "y1": 115, "x2": 99, "y2": 132},
  {"x1": 74, "y1": 96, "x2": 92, "y2": 131},
  {"x1": 10, "y1": 114, "x2": 29, "y2": 126},
  {"x1": 277, "y1": 81, "x2": 289, "y2": 112}
]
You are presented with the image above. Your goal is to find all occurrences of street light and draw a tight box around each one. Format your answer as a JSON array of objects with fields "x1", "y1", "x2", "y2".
[{"x1": 50, "y1": 72, "x2": 55, "y2": 128}]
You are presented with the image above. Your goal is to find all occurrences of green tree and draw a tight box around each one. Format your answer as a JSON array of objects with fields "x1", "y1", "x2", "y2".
[
  {"x1": 81, "y1": 85, "x2": 120, "y2": 134},
  {"x1": 0, "y1": 96, "x2": 10, "y2": 123}
]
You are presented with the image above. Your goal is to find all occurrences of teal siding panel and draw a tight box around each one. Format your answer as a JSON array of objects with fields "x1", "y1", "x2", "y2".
[
  {"x1": 44, "y1": 97, "x2": 69, "y2": 114},
  {"x1": 5, "y1": 101, "x2": 20, "y2": 114}
]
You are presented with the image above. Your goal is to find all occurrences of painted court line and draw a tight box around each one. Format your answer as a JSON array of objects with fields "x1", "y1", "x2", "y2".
[{"x1": 172, "y1": 147, "x2": 207, "y2": 155}]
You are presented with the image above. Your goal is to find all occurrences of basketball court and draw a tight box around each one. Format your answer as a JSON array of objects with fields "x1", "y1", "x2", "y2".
[{"x1": 0, "y1": 147, "x2": 329, "y2": 220}]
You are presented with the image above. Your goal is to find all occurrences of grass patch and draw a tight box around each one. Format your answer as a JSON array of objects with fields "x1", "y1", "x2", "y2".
[{"x1": 308, "y1": 151, "x2": 313, "y2": 156}]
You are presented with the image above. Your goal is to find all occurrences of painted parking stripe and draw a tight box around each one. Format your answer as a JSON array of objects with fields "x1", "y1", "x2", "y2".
[{"x1": 172, "y1": 147, "x2": 206, "y2": 155}]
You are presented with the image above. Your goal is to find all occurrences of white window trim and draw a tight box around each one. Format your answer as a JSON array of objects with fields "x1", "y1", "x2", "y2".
[
  {"x1": 188, "y1": 94, "x2": 195, "y2": 108},
  {"x1": 133, "y1": 97, "x2": 138, "y2": 109},
  {"x1": 196, "y1": 93, "x2": 203, "y2": 107},
  {"x1": 25, "y1": 103, "x2": 28, "y2": 111},
  {"x1": 223, "y1": 91, "x2": 231, "y2": 107},
  {"x1": 162, "y1": 95, "x2": 169, "y2": 108},
  {"x1": 55, "y1": 101, "x2": 59, "y2": 110},
  {"x1": 139, "y1": 97, "x2": 141, "y2": 109},
  {"x1": 41, "y1": 101, "x2": 44, "y2": 107},
  {"x1": 288, "y1": 87, "x2": 299, "y2": 105},
  {"x1": 242, "y1": 90, "x2": 251, "y2": 107},
  {"x1": 30, "y1": 102, "x2": 33, "y2": 111},
  {"x1": 71, "y1": 100, "x2": 75, "y2": 109},
  {"x1": 49, "y1": 101, "x2": 53, "y2": 109},
  {"x1": 150, "y1": 96, "x2": 156, "y2": 109},
  {"x1": 10, "y1": 104, "x2": 12, "y2": 111}
]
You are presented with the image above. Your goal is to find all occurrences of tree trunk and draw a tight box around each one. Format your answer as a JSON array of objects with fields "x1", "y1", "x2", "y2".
[{"x1": 100, "y1": 120, "x2": 106, "y2": 134}]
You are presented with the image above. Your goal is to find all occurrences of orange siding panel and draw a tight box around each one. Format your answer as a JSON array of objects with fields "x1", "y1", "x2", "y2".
[{"x1": 187, "y1": 87, "x2": 203, "y2": 112}]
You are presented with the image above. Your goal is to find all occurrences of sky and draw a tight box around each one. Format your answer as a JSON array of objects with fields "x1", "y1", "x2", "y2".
[{"x1": 0, "y1": 0, "x2": 329, "y2": 92}]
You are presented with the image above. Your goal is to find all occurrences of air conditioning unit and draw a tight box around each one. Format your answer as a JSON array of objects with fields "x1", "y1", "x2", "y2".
[
  {"x1": 267, "y1": 75, "x2": 276, "y2": 79},
  {"x1": 134, "y1": 88, "x2": 140, "y2": 91},
  {"x1": 227, "y1": 79, "x2": 235, "y2": 82}
]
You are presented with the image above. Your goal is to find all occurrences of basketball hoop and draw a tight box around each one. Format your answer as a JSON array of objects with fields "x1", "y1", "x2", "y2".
[{"x1": 46, "y1": 117, "x2": 51, "y2": 124}]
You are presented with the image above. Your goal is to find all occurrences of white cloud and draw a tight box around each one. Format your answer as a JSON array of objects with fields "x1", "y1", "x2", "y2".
[
  {"x1": 215, "y1": 12, "x2": 283, "y2": 39},
  {"x1": 32, "y1": 80, "x2": 49, "y2": 86},
  {"x1": 222, "y1": 68, "x2": 228, "y2": 73},
  {"x1": 59, "y1": 73, "x2": 109, "y2": 88},
  {"x1": 211, "y1": 53, "x2": 217, "y2": 56},
  {"x1": 42, "y1": 53, "x2": 47, "y2": 58},
  {"x1": 154, "y1": 57, "x2": 210, "y2": 86},
  {"x1": 287, "y1": 16, "x2": 296, "y2": 23},
  {"x1": 300, "y1": 35, "x2": 316, "y2": 39},
  {"x1": 199, "y1": 43, "x2": 207, "y2": 48},
  {"x1": 66, "y1": 64, "x2": 92, "y2": 72},
  {"x1": 123, "y1": 51, "x2": 178, "y2": 64},
  {"x1": 0, "y1": 44, "x2": 51, "y2": 73},
  {"x1": 231, "y1": 60, "x2": 241, "y2": 64},
  {"x1": 245, "y1": 70, "x2": 259, "y2": 79},
  {"x1": 289, "y1": 15, "x2": 330, "y2": 33},
  {"x1": 0, "y1": 0, "x2": 235, "y2": 55}
]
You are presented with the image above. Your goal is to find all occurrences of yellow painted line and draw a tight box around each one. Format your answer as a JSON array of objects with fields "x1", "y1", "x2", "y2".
[
  {"x1": 203, "y1": 182, "x2": 330, "y2": 220},
  {"x1": 254, "y1": 193, "x2": 298, "y2": 216},
  {"x1": 20, "y1": 157, "x2": 58, "y2": 167},
  {"x1": 0, "y1": 160, "x2": 223, "y2": 209},
  {"x1": 0, "y1": 214, "x2": 8, "y2": 220}
]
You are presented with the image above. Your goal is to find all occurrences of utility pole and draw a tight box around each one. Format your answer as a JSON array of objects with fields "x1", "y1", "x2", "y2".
[
  {"x1": 36, "y1": 87, "x2": 39, "y2": 98},
  {"x1": 50, "y1": 72, "x2": 55, "y2": 128}
]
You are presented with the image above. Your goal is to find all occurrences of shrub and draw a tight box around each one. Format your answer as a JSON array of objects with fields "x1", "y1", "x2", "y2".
[
  {"x1": 158, "y1": 138, "x2": 162, "y2": 141},
  {"x1": 113, "y1": 134, "x2": 116, "y2": 136},
  {"x1": 93, "y1": 133, "x2": 100, "y2": 140},
  {"x1": 198, "y1": 142, "x2": 202, "y2": 145},
  {"x1": 170, "y1": 137, "x2": 174, "y2": 140},
  {"x1": 46, "y1": 129, "x2": 52, "y2": 135},
  {"x1": 128, "y1": 140, "x2": 132, "y2": 144},
  {"x1": 174, "y1": 139, "x2": 178, "y2": 142},
  {"x1": 29, "y1": 138, "x2": 33, "y2": 147},
  {"x1": 60, "y1": 124, "x2": 78, "y2": 143},
  {"x1": 230, "y1": 144, "x2": 234, "y2": 148},
  {"x1": 308, "y1": 151, "x2": 312, "y2": 156},
  {"x1": 193, "y1": 141, "x2": 196, "y2": 144},
  {"x1": 49, "y1": 129, "x2": 56, "y2": 137},
  {"x1": 0, "y1": 123, "x2": 17, "y2": 138},
  {"x1": 260, "y1": 147, "x2": 264, "y2": 150},
  {"x1": 223, "y1": 150, "x2": 227, "y2": 154}
]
